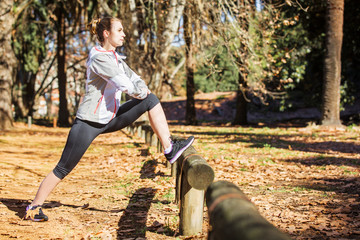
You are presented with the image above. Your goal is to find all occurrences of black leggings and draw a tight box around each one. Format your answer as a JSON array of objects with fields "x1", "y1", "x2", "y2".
[{"x1": 53, "y1": 93, "x2": 160, "y2": 179}]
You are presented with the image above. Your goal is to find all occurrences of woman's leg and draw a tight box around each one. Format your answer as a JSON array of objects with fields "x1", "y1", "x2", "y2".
[
  {"x1": 104, "y1": 93, "x2": 171, "y2": 149},
  {"x1": 31, "y1": 171, "x2": 61, "y2": 206},
  {"x1": 149, "y1": 103, "x2": 194, "y2": 163},
  {"x1": 104, "y1": 93, "x2": 194, "y2": 163},
  {"x1": 30, "y1": 119, "x2": 104, "y2": 207},
  {"x1": 148, "y1": 103, "x2": 171, "y2": 149}
]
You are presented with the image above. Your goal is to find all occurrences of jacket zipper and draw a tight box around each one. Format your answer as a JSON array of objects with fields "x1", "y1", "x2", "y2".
[
  {"x1": 111, "y1": 97, "x2": 117, "y2": 120},
  {"x1": 94, "y1": 95, "x2": 104, "y2": 114},
  {"x1": 92, "y1": 49, "x2": 119, "y2": 120}
]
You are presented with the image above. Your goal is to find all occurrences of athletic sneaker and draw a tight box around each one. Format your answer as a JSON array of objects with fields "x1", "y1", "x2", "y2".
[
  {"x1": 165, "y1": 136, "x2": 195, "y2": 164},
  {"x1": 24, "y1": 205, "x2": 48, "y2": 222}
]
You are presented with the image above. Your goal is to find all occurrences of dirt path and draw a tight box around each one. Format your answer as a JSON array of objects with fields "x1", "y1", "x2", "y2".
[
  {"x1": 0, "y1": 123, "x2": 185, "y2": 240},
  {"x1": 1, "y1": 122, "x2": 359, "y2": 239}
]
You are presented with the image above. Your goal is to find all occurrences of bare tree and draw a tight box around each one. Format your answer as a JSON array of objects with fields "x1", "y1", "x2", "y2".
[
  {"x1": 0, "y1": 0, "x2": 16, "y2": 129},
  {"x1": 53, "y1": 0, "x2": 93, "y2": 126},
  {"x1": 118, "y1": 0, "x2": 185, "y2": 97},
  {"x1": 149, "y1": 0, "x2": 185, "y2": 95},
  {"x1": 320, "y1": 0, "x2": 344, "y2": 126},
  {"x1": 184, "y1": 1, "x2": 197, "y2": 125},
  {"x1": 198, "y1": 0, "x2": 253, "y2": 125},
  {"x1": 55, "y1": 2, "x2": 70, "y2": 126},
  {"x1": 0, "y1": 0, "x2": 32, "y2": 130},
  {"x1": 233, "y1": 73, "x2": 248, "y2": 125}
]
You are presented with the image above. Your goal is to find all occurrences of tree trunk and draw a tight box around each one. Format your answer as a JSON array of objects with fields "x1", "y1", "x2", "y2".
[
  {"x1": 57, "y1": 4, "x2": 70, "y2": 126},
  {"x1": 13, "y1": 81, "x2": 27, "y2": 119},
  {"x1": 25, "y1": 72, "x2": 37, "y2": 118},
  {"x1": 320, "y1": 0, "x2": 344, "y2": 126},
  {"x1": 128, "y1": 0, "x2": 140, "y2": 57},
  {"x1": 0, "y1": 0, "x2": 16, "y2": 130},
  {"x1": 148, "y1": 0, "x2": 185, "y2": 96},
  {"x1": 233, "y1": 72, "x2": 248, "y2": 125},
  {"x1": 184, "y1": 3, "x2": 197, "y2": 125},
  {"x1": 13, "y1": 62, "x2": 38, "y2": 119}
]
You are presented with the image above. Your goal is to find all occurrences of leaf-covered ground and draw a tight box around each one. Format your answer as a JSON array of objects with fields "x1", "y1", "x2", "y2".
[{"x1": 0, "y1": 120, "x2": 359, "y2": 240}]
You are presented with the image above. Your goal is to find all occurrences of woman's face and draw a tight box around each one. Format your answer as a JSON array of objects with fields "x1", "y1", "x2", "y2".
[{"x1": 106, "y1": 20, "x2": 126, "y2": 48}]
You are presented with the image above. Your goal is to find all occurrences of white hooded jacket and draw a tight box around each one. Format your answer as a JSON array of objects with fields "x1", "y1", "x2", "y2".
[{"x1": 76, "y1": 46, "x2": 149, "y2": 124}]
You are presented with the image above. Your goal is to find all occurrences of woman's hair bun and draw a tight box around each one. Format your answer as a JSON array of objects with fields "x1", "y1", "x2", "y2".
[{"x1": 89, "y1": 18, "x2": 101, "y2": 35}]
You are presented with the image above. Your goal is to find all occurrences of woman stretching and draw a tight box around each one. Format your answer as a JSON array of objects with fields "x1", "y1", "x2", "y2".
[{"x1": 24, "y1": 17, "x2": 194, "y2": 222}]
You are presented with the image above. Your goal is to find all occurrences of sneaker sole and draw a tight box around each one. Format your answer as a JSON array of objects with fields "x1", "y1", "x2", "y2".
[
  {"x1": 30, "y1": 218, "x2": 47, "y2": 222},
  {"x1": 169, "y1": 137, "x2": 194, "y2": 164},
  {"x1": 24, "y1": 215, "x2": 48, "y2": 222}
]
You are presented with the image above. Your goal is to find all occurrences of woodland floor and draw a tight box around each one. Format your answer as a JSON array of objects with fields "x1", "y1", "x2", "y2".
[{"x1": 0, "y1": 92, "x2": 359, "y2": 240}]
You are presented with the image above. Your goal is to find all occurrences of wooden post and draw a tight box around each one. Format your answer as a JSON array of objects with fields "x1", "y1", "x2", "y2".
[
  {"x1": 157, "y1": 137, "x2": 162, "y2": 153},
  {"x1": 141, "y1": 126, "x2": 146, "y2": 139},
  {"x1": 151, "y1": 132, "x2": 158, "y2": 148},
  {"x1": 137, "y1": 124, "x2": 142, "y2": 138},
  {"x1": 176, "y1": 146, "x2": 215, "y2": 236},
  {"x1": 179, "y1": 179, "x2": 204, "y2": 235},
  {"x1": 166, "y1": 159, "x2": 171, "y2": 168},
  {"x1": 177, "y1": 146, "x2": 214, "y2": 190},
  {"x1": 27, "y1": 116, "x2": 32, "y2": 128},
  {"x1": 145, "y1": 126, "x2": 153, "y2": 145},
  {"x1": 53, "y1": 117, "x2": 57, "y2": 128},
  {"x1": 205, "y1": 181, "x2": 292, "y2": 240},
  {"x1": 171, "y1": 162, "x2": 177, "y2": 178},
  {"x1": 126, "y1": 120, "x2": 148, "y2": 138},
  {"x1": 141, "y1": 124, "x2": 155, "y2": 146}
]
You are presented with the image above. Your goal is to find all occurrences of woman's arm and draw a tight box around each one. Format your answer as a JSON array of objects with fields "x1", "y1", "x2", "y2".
[{"x1": 90, "y1": 54, "x2": 149, "y2": 99}]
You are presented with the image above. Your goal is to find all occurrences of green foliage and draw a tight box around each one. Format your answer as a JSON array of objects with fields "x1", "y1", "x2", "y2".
[
  {"x1": 270, "y1": 17, "x2": 310, "y2": 89},
  {"x1": 13, "y1": 24, "x2": 46, "y2": 73},
  {"x1": 267, "y1": 9, "x2": 316, "y2": 109},
  {"x1": 12, "y1": 1, "x2": 48, "y2": 74},
  {"x1": 246, "y1": 2, "x2": 327, "y2": 110},
  {"x1": 194, "y1": 46, "x2": 238, "y2": 93},
  {"x1": 246, "y1": 9, "x2": 275, "y2": 88},
  {"x1": 276, "y1": 1, "x2": 327, "y2": 109},
  {"x1": 340, "y1": 80, "x2": 356, "y2": 110},
  {"x1": 341, "y1": 0, "x2": 360, "y2": 107},
  {"x1": 206, "y1": 0, "x2": 358, "y2": 113},
  {"x1": 265, "y1": 0, "x2": 359, "y2": 111}
]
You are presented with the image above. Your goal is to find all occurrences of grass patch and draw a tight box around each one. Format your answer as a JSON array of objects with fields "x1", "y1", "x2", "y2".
[
  {"x1": 316, "y1": 166, "x2": 327, "y2": 170},
  {"x1": 257, "y1": 158, "x2": 276, "y2": 166},
  {"x1": 124, "y1": 144, "x2": 136, "y2": 148},
  {"x1": 346, "y1": 124, "x2": 357, "y2": 131},
  {"x1": 340, "y1": 166, "x2": 358, "y2": 175},
  {"x1": 162, "y1": 188, "x2": 175, "y2": 202},
  {"x1": 216, "y1": 95, "x2": 227, "y2": 100},
  {"x1": 115, "y1": 177, "x2": 137, "y2": 196},
  {"x1": 267, "y1": 186, "x2": 313, "y2": 193}
]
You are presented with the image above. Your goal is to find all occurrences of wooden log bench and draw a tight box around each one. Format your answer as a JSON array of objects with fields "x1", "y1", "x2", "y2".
[
  {"x1": 125, "y1": 126, "x2": 215, "y2": 236},
  {"x1": 125, "y1": 121, "x2": 162, "y2": 153},
  {"x1": 205, "y1": 181, "x2": 292, "y2": 240},
  {"x1": 125, "y1": 120, "x2": 148, "y2": 137},
  {"x1": 175, "y1": 145, "x2": 215, "y2": 236}
]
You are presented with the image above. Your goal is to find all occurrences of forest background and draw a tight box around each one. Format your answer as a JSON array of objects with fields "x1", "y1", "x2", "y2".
[
  {"x1": 0, "y1": 1, "x2": 360, "y2": 239},
  {"x1": 0, "y1": 0, "x2": 359, "y2": 129}
]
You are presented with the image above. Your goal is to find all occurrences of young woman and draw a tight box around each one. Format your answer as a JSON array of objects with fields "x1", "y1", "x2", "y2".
[{"x1": 24, "y1": 17, "x2": 194, "y2": 222}]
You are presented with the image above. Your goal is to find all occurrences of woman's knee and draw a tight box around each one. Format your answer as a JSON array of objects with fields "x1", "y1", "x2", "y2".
[
  {"x1": 52, "y1": 165, "x2": 70, "y2": 179},
  {"x1": 147, "y1": 93, "x2": 160, "y2": 110}
]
